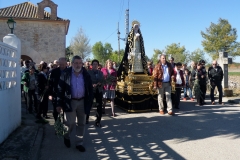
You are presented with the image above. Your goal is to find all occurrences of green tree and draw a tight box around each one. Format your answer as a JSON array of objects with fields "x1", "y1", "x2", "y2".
[
  {"x1": 65, "y1": 46, "x2": 73, "y2": 62},
  {"x1": 189, "y1": 48, "x2": 208, "y2": 64},
  {"x1": 145, "y1": 55, "x2": 150, "y2": 62},
  {"x1": 92, "y1": 41, "x2": 113, "y2": 65},
  {"x1": 109, "y1": 49, "x2": 124, "y2": 65},
  {"x1": 151, "y1": 49, "x2": 162, "y2": 65},
  {"x1": 201, "y1": 18, "x2": 240, "y2": 60},
  {"x1": 70, "y1": 27, "x2": 91, "y2": 59},
  {"x1": 165, "y1": 43, "x2": 188, "y2": 63}
]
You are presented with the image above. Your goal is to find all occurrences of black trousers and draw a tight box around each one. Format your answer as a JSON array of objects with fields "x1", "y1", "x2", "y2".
[
  {"x1": 37, "y1": 94, "x2": 48, "y2": 117},
  {"x1": 171, "y1": 93, "x2": 175, "y2": 108},
  {"x1": 202, "y1": 84, "x2": 206, "y2": 101},
  {"x1": 197, "y1": 85, "x2": 206, "y2": 105},
  {"x1": 203, "y1": 84, "x2": 207, "y2": 100},
  {"x1": 86, "y1": 89, "x2": 103, "y2": 123},
  {"x1": 175, "y1": 88, "x2": 182, "y2": 108},
  {"x1": 52, "y1": 97, "x2": 58, "y2": 121},
  {"x1": 26, "y1": 89, "x2": 38, "y2": 112},
  {"x1": 210, "y1": 82, "x2": 223, "y2": 103},
  {"x1": 22, "y1": 84, "x2": 28, "y2": 107},
  {"x1": 94, "y1": 90, "x2": 103, "y2": 123}
]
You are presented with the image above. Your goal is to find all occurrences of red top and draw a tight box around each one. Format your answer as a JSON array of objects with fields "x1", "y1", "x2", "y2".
[
  {"x1": 101, "y1": 68, "x2": 117, "y2": 90},
  {"x1": 148, "y1": 67, "x2": 153, "y2": 76}
]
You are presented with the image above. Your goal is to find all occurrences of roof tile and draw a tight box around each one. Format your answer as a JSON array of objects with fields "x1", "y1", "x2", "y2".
[{"x1": 0, "y1": 2, "x2": 68, "y2": 21}]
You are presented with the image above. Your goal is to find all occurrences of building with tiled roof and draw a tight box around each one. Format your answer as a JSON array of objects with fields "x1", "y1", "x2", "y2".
[{"x1": 0, "y1": 0, "x2": 70, "y2": 63}]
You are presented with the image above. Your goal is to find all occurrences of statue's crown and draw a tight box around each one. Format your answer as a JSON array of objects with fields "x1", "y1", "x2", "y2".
[{"x1": 132, "y1": 20, "x2": 140, "y2": 27}]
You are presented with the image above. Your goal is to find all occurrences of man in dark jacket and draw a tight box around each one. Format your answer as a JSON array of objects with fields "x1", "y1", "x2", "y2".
[
  {"x1": 199, "y1": 59, "x2": 207, "y2": 104},
  {"x1": 208, "y1": 60, "x2": 224, "y2": 105},
  {"x1": 169, "y1": 56, "x2": 176, "y2": 69},
  {"x1": 37, "y1": 63, "x2": 49, "y2": 119},
  {"x1": 57, "y1": 55, "x2": 93, "y2": 152},
  {"x1": 48, "y1": 57, "x2": 67, "y2": 121},
  {"x1": 87, "y1": 59, "x2": 104, "y2": 127},
  {"x1": 196, "y1": 62, "x2": 207, "y2": 106}
]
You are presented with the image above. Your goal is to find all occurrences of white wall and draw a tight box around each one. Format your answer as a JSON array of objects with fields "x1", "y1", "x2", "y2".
[{"x1": 0, "y1": 34, "x2": 21, "y2": 144}]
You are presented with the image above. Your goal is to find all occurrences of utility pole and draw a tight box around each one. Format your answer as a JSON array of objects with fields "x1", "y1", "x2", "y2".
[
  {"x1": 117, "y1": 1, "x2": 130, "y2": 63},
  {"x1": 117, "y1": 22, "x2": 121, "y2": 63}
]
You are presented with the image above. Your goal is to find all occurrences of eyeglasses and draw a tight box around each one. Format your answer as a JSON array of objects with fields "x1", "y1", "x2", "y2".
[{"x1": 212, "y1": 64, "x2": 216, "y2": 65}]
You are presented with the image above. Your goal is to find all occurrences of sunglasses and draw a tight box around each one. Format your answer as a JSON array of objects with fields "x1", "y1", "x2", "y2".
[{"x1": 212, "y1": 64, "x2": 217, "y2": 65}]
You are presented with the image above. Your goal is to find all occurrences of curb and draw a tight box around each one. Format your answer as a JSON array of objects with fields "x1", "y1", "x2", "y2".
[
  {"x1": 228, "y1": 99, "x2": 240, "y2": 104},
  {"x1": 30, "y1": 127, "x2": 44, "y2": 160}
]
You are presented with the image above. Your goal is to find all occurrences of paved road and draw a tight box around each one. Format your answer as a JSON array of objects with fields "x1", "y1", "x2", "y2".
[{"x1": 39, "y1": 98, "x2": 240, "y2": 160}]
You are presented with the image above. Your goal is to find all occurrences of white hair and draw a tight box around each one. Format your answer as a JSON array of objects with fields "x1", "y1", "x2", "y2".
[
  {"x1": 158, "y1": 54, "x2": 166, "y2": 59},
  {"x1": 53, "y1": 60, "x2": 58, "y2": 64}
]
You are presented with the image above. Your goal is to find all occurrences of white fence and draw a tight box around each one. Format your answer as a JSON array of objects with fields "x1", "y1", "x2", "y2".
[{"x1": 0, "y1": 35, "x2": 21, "y2": 144}]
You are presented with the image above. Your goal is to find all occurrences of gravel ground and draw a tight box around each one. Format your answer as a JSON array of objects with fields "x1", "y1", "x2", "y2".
[{"x1": 229, "y1": 76, "x2": 240, "y2": 89}]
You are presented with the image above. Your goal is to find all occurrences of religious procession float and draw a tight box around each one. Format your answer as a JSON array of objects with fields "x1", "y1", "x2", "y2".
[{"x1": 115, "y1": 21, "x2": 173, "y2": 112}]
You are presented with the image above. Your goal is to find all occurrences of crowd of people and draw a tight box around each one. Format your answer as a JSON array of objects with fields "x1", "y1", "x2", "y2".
[
  {"x1": 21, "y1": 56, "x2": 118, "y2": 152},
  {"x1": 20, "y1": 54, "x2": 224, "y2": 152},
  {"x1": 152, "y1": 54, "x2": 224, "y2": 116}
]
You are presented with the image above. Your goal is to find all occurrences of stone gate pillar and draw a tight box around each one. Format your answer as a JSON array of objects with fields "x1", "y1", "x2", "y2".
[
  {"x1": 218, "y1": 52, "x2": 228, "y2": 88},
  {"x1": 218, "y1": 51, "x2": 233, "y2": 96}
]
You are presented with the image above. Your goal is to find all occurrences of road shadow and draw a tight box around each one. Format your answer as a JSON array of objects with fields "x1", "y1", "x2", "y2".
[{"x1": 38, "y1": 98, "x2": 240, "y2": 160}]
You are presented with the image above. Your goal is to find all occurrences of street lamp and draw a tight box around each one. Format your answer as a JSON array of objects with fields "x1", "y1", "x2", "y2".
[
  {"x1": 7, "y1": 17, "x2": 16, "y2": 34},
  {"x1": 104, "y1": 49, "x2": 109, "y2": 65},
  {"x1": 106, "y1": 49, "x2": 109, "y2": 56}
]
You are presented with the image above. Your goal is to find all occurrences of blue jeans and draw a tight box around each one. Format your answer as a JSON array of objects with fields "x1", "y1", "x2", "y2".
[{"x1": 184, "y1": 87, "x2": 192, "y2": 98}]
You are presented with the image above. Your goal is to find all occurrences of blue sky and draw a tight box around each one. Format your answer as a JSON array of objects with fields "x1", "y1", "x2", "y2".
[{"x1": 1, "y1": 0, "x2": 240, "y2": 62}]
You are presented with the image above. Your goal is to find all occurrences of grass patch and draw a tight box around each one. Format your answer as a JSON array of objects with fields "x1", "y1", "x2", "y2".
[{"x1": 229, "y1": 72, "x2": 240, "y2": 76}]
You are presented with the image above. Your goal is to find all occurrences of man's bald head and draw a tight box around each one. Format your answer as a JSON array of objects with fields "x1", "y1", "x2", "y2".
[
  {"x1": 53, "y1": 60, "x2": 58, "y2": 64},
  {"x1": 191, "y1": 61, "x2": 197, "y2": 69},
  {"x1": 58, "y1": 57, "x2": 67, "y2": 69},
  {"x1": 212, "y1": 60, "x2": 218, "y2": 68}
]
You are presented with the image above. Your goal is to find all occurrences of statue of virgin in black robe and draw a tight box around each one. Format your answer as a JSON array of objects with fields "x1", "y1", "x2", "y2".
[{"x1": 117, "y1": 23, "x2": 148, "y2": 79}]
